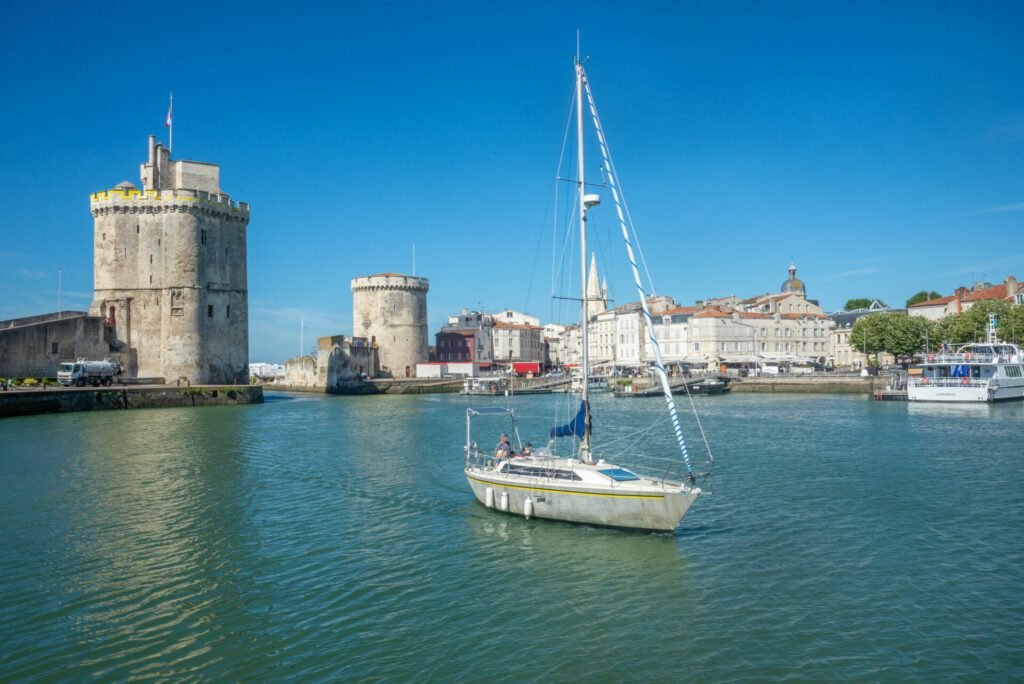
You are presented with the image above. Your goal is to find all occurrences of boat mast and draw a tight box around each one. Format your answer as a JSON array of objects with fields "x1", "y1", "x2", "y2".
[{"x1": 576, "y1": 57, "x2": 592, "y2": 460}]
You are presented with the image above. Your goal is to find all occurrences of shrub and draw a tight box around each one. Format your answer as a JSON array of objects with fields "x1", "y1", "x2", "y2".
[{"x1": 22, "y1": 378, "x2": 39, "y2": 387}]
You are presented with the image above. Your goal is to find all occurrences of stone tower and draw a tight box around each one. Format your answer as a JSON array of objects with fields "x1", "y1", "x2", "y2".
[
  {"x1": 89, "y1": 136, "x2": 250, "y2": 384},
  {"x1": 350, "y1": 273, "x2": 429, "y2": 378}
]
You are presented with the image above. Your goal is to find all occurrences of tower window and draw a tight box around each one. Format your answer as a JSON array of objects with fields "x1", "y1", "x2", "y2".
[
  {"x1": 201, "y1": 229, "x2": 207, "y2": 245},
  {"x1": 149, "y1": 275, "x2": 153, "y2": 284},
  {"x1": 102, "y1": 233, "x2": 106, "y2": 241},
  {"x1": 51, "y1": 342, "x2": 59, "y2": 355},
  {"x1": 136, "y1": 224, "x2": 140, "y2": 234},
  {"x1": 208, "y1": 304, "x2": 214, "y2": 318},
  {"x1": 149, "y1": 254, "x2": 153, "y2": 264},
  {"x1": 226, "y1": 305, "x2": 230, "y2": 318}
]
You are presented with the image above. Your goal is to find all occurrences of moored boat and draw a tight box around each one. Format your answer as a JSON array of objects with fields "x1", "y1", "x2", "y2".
[{"x1": 907, "y1": 315, "x2": 1024, "y2": 402}]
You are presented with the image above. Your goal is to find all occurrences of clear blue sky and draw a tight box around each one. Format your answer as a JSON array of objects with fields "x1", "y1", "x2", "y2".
[{"x1": 1, "y1": 2, "x2": 1022, "y2": 362}]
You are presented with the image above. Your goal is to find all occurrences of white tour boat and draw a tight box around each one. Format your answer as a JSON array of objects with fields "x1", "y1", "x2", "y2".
[
  {"x1": 907, "y1": 314, "x2": 1024, "y2": 403},
  {"x1": 462, "y1": 53, "x2": 711, "y2": 532}
]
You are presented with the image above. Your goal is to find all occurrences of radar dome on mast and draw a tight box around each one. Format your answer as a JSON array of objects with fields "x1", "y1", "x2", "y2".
[{"x1": 583, "y1": 193, "x2": 601, "y2": 208}]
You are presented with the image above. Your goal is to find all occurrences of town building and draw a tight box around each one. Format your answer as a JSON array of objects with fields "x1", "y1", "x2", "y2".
[
  {"x1": 907, "y1": 277, "x2": 1021, "y2": 320},
  {"x1": 492, "y1": 321, "x2": 544, "y2": 365}
]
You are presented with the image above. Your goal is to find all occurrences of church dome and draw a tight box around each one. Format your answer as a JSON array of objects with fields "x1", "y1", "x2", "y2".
[{"x1": 781, "y1": 261, "x2": 805, "y2": 294}]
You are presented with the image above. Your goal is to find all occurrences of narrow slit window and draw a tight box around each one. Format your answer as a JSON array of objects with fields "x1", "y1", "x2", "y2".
[{"x1": 208, "y1": 304, "x2": 213, "y2": 318}]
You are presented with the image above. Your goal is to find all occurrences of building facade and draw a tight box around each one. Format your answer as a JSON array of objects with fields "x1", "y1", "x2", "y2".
[{"x1": 908, "y1": 277, "x2": 1021, "y2": 320}]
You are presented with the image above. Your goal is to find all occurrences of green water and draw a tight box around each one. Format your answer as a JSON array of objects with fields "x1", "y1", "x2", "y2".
[{"x1": 1, "y1": 392, "x2": 1022, "y2": 681}]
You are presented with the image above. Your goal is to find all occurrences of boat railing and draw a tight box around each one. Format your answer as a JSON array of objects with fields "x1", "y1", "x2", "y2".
[
  {"x1": 922, "y1": 353, "x2": 998, "y2": 364},
  {"x1": 907, "y1": 376, "x2": 988, "y2": 388}
]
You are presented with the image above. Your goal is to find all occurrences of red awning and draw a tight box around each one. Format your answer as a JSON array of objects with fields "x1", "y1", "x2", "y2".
[{"x1": 512, "y1": 362, "x2": 541, "y2": 374}]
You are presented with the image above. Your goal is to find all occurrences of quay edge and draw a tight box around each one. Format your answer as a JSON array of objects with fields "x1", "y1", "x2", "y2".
[{"x1": 0, "y1": 385, "x2": 263, "y2": 419}]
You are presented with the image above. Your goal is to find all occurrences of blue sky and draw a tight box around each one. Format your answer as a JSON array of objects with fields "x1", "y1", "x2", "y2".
[{"x1": 1, "y1": 2, "x2": 1022, "y2": 362}]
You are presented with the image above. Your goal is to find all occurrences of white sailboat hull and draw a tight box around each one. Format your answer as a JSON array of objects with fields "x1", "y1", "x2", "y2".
[{"x1": 466, "y1": 467, "x2": 700, "y2": 532}]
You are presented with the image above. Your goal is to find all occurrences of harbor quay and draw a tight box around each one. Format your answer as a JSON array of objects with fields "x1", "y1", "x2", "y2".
[{"x1": 0, "y1": 384, "x2": 262, "y2": 419}]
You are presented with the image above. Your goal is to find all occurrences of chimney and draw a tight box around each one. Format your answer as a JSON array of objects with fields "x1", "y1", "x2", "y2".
[
  {"x1": 955, "y1": 286, "x2": 968, "y2": 313},
  {"x1": 1006, "y1": 276, "x2": 1018, "y2": 298}
]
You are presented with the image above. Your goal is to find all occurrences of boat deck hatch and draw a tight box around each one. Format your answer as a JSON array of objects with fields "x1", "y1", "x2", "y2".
[{"x1": 599, "y1": 468, "x2": 640, "y2": 481}]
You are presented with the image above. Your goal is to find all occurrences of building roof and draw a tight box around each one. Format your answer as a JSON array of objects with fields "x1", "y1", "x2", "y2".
[
  {"x1": 907, "y1": 295, "x2": 955, "y2": 308},
  {"x1": 963, "y1": 281, "x2": 1016, "y2": 303},
  {"x1": 661, "y1": 306, "x2": 698, "y2": 315},
  {"x1": 493, "y1": 321, "x2": 542, "y2": 331},
  {"x1": 908, "y1": 279, "x2": 1018, "y2": 308}
]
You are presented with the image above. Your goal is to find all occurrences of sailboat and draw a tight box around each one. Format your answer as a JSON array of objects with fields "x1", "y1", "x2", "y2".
[{"x1": 462, "y1": 56, "x2": 712, "y2": 532}]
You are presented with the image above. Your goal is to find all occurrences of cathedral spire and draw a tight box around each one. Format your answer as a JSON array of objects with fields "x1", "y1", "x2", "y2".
[{"x1": 587, "y1": 252, "x2": 601, "y2": 298}]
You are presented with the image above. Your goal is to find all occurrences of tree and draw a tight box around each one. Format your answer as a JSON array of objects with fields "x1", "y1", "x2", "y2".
[
  {"x1": 844, "y1": 298, "x2": 877, "y2": 311},
  {"x1": 850, "y1": 312, "x2": 934, "y2": 362},
  {"x1": 906, "y1": 290, "x2": 942, "y2": 307},
  {"x1": 934, "y1": 300, "x2": 1024, "y2": 346}
]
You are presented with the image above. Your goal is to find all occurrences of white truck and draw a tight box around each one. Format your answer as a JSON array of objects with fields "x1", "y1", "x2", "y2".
[{"x1": 57, "y1": 358, "x2": 123, "y2": 387}]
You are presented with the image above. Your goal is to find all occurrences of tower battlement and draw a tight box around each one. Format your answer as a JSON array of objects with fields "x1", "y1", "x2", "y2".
[
  {"x1": 351, "y1": 273, "x2": 429, "y2": 293},
  {"x1": 90, "y1": 188, "x2": 250, "y2": 219}
]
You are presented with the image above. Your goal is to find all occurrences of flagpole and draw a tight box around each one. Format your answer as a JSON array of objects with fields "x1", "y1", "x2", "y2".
[{"x1": 169, "y1": 92, "x2": 173, "y2": 155}]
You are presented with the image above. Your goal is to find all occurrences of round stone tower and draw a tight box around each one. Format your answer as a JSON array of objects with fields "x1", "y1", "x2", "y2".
[{"x1": 351, "y1": 273, "x2": 429, "y2": 378}]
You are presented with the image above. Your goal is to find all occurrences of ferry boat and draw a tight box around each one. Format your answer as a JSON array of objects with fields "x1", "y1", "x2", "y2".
[{"x1": 907, "y1": 315, "x2": 1024, "y2": 403}]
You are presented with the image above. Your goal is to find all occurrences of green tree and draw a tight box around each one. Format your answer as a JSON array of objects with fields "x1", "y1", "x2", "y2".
[
  {"x1": 850, "y1": 312, "x2": 934, "y2": 362},
  {"x1": 934, "y1": 300, "x2": 1024, "y2": 346},
  {"x1": 905, "y1": 290, "x2": 942, "y2": 307},
  {"x1": 844, "y1": 298, "x2": 880, "y2": 311},
  {"x1": 849, "y1": 315, "x2": 887, "y2": 359}
]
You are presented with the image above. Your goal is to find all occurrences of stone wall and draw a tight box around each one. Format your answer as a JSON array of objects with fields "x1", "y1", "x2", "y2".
[
  {"x1": 351, "y1": 274, "x2": 428, "y2": 378},
  {"x1": 0, "y1": 385, "x2": 262, "y2": 419},
  {"x1": 0, "y1": 314, "x2": 117, "y2": 378},
  {"x1": 277, "y1": 335, "x2": 379, "y2": 391}
]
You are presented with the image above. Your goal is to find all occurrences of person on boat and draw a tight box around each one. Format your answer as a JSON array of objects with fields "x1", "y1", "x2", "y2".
[
  {"x1": 520, "y1": 443, "x2": 534, "y2": 457},
  {"x1": 495, "y1": 434, "x2": 514, "y2": 460}
]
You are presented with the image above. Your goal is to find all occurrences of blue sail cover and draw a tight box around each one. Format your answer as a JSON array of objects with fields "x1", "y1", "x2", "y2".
[{"x1": 551, "y1": 401, "x2": 588, "y2": 438}]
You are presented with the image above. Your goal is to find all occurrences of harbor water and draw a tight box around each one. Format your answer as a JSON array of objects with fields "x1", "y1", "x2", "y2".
[{"x1": 1, "y1": 392, "x2": 1022, "y2": 680}]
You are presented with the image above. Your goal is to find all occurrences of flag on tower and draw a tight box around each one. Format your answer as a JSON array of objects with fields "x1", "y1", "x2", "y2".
[{"x1": 166, "y1": 94, "x2": 172, "y2": 128}]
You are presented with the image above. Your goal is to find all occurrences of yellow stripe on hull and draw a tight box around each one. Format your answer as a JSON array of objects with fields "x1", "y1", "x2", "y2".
[{"x1": 467, "y1": 475, "x2": 666, "y2": 500}]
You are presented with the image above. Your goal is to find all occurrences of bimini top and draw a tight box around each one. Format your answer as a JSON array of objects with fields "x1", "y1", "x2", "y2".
[{"x1": 467, "y1": 407, "x2": 514, "y2": 416}]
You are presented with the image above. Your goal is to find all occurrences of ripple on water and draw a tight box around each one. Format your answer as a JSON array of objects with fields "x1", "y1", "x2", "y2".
[{"x1": 0, "y1": 393, "x2": 1022, "y2": 680}]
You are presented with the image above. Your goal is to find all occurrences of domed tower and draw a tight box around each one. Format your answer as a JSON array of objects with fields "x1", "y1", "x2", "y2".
[
  {"x1": 90, "y1": 135, "x2": 250, "y2": 384},
  {"x1": 351, "y1": 273, "x2": 429, "y2": 378},
  {"x1": 780, "y1": 260, "x2": 806, "y2": 296}
]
